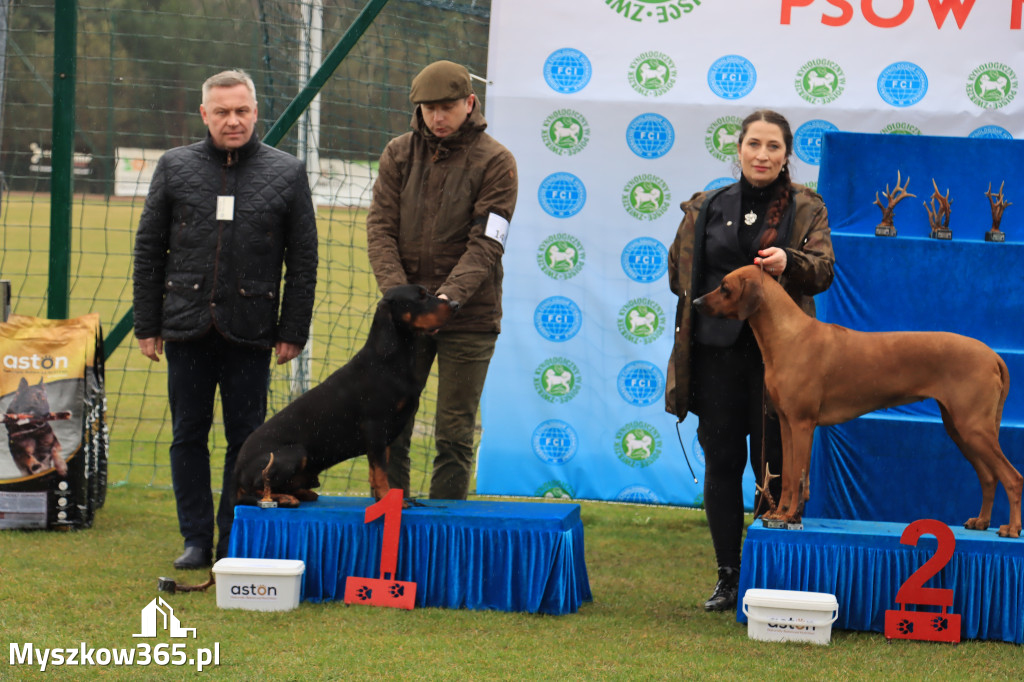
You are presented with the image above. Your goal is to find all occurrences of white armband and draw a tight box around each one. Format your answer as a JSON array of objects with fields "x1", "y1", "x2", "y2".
[{"x1": 484, "y1": 212, "x2": 510, "y2": 248}]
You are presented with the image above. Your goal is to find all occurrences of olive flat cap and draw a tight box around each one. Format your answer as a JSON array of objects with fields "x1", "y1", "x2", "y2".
[{"x1": 410, "y1": 60, "x2": 474, "y2": 104}]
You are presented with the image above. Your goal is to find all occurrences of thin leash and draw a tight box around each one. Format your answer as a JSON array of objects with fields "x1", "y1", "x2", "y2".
[{"x1": 674, "y1": 420, "x2": 699, "y2": 485}]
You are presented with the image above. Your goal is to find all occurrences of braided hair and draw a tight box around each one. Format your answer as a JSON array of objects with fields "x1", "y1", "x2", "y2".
[{"x1": 737, "y1": 110, "x2": 794, "y2": 250}]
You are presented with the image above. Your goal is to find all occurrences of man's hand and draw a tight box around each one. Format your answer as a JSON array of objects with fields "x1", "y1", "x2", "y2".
[
  {"x1": 138, "y1": 336, "x2": 164, "y2": 362},
  {"x1": 275, "y1": 341, "x2": 303, "y2": 365}
]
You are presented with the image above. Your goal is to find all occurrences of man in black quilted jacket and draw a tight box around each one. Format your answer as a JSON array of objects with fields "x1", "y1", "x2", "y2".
[{"x1": 132, "y1": 70, "x2": 317, "y2": 569}]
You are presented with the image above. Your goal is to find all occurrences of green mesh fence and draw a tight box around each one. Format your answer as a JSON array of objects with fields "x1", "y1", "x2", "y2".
[{"x1": 0, "y1": 0, "x2": 492, "y2": 495}]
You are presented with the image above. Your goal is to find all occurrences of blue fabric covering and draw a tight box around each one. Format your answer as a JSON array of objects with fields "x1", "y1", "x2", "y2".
[
  {"x1": 737, "y1": 519, "x2": 1024, "y2": 644},
  {"x1": 229, "y1": 496, "x2": 592, "y2": 615}
]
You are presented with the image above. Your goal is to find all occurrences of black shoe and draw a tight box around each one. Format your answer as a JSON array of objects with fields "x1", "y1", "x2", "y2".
[
  {"x1": 703, "y1": 566, "x2": 739, "y2": 612},
  {"x1": 173, "y1": 546, "x2": 212, "y2": 570}
]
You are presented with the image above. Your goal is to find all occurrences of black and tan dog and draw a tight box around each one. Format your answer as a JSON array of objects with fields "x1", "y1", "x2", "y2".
[
  {"x1": 4, "y1": 377, "x2": 71, "y2": 477},
  {"x1": 694, "y1": 264, "x2": 1023, "y2": 537},
  {"x1": 234, "y1": 284, "x2": 455, "y2": 507}
]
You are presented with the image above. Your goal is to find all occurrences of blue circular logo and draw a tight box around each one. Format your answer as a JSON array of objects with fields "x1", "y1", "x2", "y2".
[
  {"x1": 704, "y1": 177, "x2": 735, "y2": 191},
  {"x1": 617, "y1": 361, "x2": 664, "y2": 407},
  {"x1": 538, "y1": 172, "x2": 586, "y2": 218},
  {"x1": 794, "y1": 119, "x2": 839, "y2": 166},
  {"x1": 532, "y1": 420, "x2": 579, "y2": 465},
  {"x1": 707, "y1": 55, "x2": 756, "y2": 100},
  {"x1": 621, "y1": 237, "x2": 668, "y2": 283},
  {"x1": 969, "y1": 125, "x2": 1013, "y2": 140},
  {"x1": 534, "y1": 296, "x2": 582, "y2": 342},
  {"x1": 877, "y1": 62, "x2": 928, "y2": 107},
  {"x1": 543, "y1": 48, "x2": 592, "y2": 94},
  {"x1": 626, "y1": 113, "x2": 675, "y2": 159},
  {"x1": 615, "y1": 486, "x2": 662, "y2": 504}
]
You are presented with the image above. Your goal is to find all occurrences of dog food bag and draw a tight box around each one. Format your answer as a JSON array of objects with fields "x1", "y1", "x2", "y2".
[{"x1": 0, "y1": 313, "x2": 107, "y2": 529}]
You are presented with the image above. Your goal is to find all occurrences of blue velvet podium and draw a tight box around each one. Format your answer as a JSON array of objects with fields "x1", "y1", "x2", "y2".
[
  {"x1": 228, "y1": 496, "x2": 592, "y2": 615},
  {"x1": 737, "y1": 519, "x2": 1024, "y2": 644}
]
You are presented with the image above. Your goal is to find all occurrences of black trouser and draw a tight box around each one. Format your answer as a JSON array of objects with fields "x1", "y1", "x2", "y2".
[
  {"x1": 692, "y1": 325, "x2": 782, "y2": 570},
  {"x1": 165, "y1": 332, "x2": 271, "y2": 556}
]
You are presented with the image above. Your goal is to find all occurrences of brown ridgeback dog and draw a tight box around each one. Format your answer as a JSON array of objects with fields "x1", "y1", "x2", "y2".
[{"x1": 693, "y1": 264, "x2": 1022, "y2": 538}]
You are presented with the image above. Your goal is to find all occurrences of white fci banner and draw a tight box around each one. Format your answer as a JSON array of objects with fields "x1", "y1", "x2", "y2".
[{"x1": 476, "y1": 0, "x2": 1023, "y2": 505}]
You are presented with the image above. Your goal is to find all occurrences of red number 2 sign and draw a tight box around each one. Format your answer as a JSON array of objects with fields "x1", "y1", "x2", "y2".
[
  {"x1": 343, "y1": 489, "x2": 418, "y2": 610},
  {"x1": 884, "y1": 518, "x2": 960, "y2": 643}
]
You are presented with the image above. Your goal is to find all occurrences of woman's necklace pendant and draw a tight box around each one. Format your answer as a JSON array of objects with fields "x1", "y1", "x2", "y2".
[{"x1": 744, "y1": 210, "x2": 757, "y2": 226}]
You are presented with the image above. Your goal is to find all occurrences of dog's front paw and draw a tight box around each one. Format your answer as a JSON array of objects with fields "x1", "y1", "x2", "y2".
[{"x1": 963, "y1": 516, "x2": 990, "y2": 531}]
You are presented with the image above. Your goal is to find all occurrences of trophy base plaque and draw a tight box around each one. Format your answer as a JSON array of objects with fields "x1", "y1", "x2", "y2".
[
  {"x1": 929, "y1": 228, "x2": 952, "y2": 240},
  {"x1": 875, "y1": 224, "x2": 897, "y2": 237},
  {"x1": 985, "y1": 230, "x2": 1006, "y2": 243},
  {"x1": 762, "y1": 519, "x2": 804, "y2": 531}
]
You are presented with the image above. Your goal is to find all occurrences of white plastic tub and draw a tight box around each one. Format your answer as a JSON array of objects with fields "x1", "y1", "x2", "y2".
[
  {"x1": 742, "y1": 588, "x2": 839, "y2": 645},
  {"x1": 212, "y1": 558, "x2": 305, "y2": 612}
]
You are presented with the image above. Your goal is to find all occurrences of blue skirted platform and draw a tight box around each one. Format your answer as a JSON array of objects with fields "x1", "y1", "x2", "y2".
[
  {"x1": 737, "y1": 518, "x2": 1024, "y2": 644},
  {"x1": 228, "y1": 496, "x2": 592, "y2": 615}
]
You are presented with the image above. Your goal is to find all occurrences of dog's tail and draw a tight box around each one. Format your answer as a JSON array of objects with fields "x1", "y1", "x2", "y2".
[{"x1": 996, "y1": 354, "x2": 1010, "y2": 430}]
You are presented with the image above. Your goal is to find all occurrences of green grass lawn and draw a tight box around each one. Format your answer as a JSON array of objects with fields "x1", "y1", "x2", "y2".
[
  {"x1": 1, "y1": 484, "x2": 1020, "y2": 681},
  {"x1": 3, "y1": 193, "x2": 1022, "y2": 680}
]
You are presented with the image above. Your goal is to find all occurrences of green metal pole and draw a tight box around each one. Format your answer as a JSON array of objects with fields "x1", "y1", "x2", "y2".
[
  {"x1": 104, "y1": 0, "x2": 392, "y2": 359},
  {"x1": 48, "y1": 0, "x2": 76, "y2": 320},
  {"x1": 263, "y1": 0, "x2": 391, "y2": 147}
]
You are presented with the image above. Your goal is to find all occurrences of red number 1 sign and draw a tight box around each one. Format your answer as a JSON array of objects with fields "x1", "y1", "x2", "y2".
[
  {"x1": 884, "y1": 518, "x2": 960, "y2": 643},
  {"x1": 343, "y1": 489, "x2": 417, "y2": 610}
]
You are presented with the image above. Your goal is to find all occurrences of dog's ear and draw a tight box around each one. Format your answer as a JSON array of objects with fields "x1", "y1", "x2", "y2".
[
  {"x1": 372, "y1": 297, "x2": 401, "y2": 356},
  {"x1": 18, "y1": 377, "x2": 29, "y2": 391},
  {"x1": 734, "y1": 277, "x2": 764, "y2": 320}
]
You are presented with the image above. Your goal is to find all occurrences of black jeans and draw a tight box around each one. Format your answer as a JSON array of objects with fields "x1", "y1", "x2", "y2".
[
  {"x1": 692, "y1": 325, "x2": 782, "y2": 569},
  {"x1": 165, "y1": 332, "x2": 271, "y2": 555}
]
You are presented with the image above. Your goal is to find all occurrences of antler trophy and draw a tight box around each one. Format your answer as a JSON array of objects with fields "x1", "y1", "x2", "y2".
[
  {"x1": 874, "y1": 171, "x2": 916, "y2": 237},
  {"x1": 925, "y1": 179, "x2": 952, "y2": 240},
  {"x1": 985, "y1": 182, "x2": 1011, "y2": 243}
]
